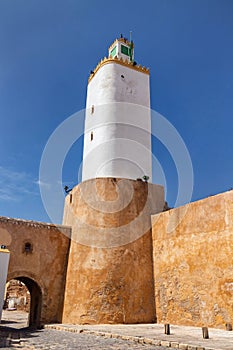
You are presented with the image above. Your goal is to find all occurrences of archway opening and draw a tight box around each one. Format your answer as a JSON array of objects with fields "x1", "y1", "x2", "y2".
[
  {"x1": 2, "y1": 277, "x2": 42, "y2": 329},
  {"x1": 3, "y1": 279, "x2": 30, "y2": 328}
]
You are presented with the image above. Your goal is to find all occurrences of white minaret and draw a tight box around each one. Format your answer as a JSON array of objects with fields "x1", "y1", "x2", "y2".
[
  {"x1": 82, "y1": 36, "x2": 152, "y2": 182},
  {"x1": 63, "y1": 37, "x2": 165, "y2": 326}
]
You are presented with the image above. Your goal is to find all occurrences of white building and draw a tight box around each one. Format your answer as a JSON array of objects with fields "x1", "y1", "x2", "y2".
[
  {"x1": 82, "y1": 37, "x2": 152, "y2": 182},
  {"x1": 0, "y1": 246, "x2": 10, "y2": 321}
]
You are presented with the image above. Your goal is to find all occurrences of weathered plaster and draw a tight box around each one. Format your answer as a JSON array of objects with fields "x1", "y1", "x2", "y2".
[
  {"x1": 0, "y1": 217, "x2": 71, "y2": 325},
  {"x1": 152, "y1": 190, "x2": 233, "y2": 328}
]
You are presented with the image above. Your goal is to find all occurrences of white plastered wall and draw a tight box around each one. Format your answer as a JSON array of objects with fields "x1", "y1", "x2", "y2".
[
  {"x1": 0, "y1": 249, "x2": 10, "y2": 321},
  {"x1": 82, "y1": 62, "x2": 152, "y2": 181}
]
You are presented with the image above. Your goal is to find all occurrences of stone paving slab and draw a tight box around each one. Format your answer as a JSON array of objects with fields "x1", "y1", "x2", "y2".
[{"x1": 45, "y1": 323, "x2": 233, "y2": 350}]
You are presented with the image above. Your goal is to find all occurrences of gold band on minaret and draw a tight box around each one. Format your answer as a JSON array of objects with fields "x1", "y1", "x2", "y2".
[{"x1": 88, "y1": 56, "x2": 150, "y2": 84}]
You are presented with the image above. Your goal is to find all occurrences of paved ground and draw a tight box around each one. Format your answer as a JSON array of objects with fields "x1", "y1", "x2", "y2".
[
  {"x1": 0, "y1": 311, "x2": 166, "y2": 349},
  {"x1": 1, "y1": 310, "x2": 29, "y2": 329},
  {"x1": 46, "y1": 323, "x2": 233, "y2": 350},
  {"x1": 0, "y1": 328, "x2": 170, "y2": 349},
  {"x1": 1, "y1": 310, "x2": 233, "y2": 349}
]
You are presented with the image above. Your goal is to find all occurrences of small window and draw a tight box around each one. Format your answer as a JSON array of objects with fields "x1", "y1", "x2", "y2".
[
  {"x1": 69, "y1": 194, "x2": 72, "y2": 204},
  {"x1": 121, "y1": 74, "x2": 124, "y2": 79},
  {"x1": 91, "y1": 105, "x2": 94, "y2": 114},
  {"x1": 121, "y1": 45, "x2": 129, "y2": 56},
  {"x1": 24, "y1": 242, "x2": 33, "y2": 254},
  {"x1": 90, "y1": 132, "x2": 93, "y2": 141},
  {"x1": 110, "y1": 46, "x2": 117, "y2": 58}
]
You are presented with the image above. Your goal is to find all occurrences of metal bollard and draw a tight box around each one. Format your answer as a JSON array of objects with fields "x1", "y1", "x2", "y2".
[
  {"x1": 164, "y1": 323, "x2": 170, "y2": 335},
  {"x1": 202, "y1": 327, "x2": 209, "y2": 339}
]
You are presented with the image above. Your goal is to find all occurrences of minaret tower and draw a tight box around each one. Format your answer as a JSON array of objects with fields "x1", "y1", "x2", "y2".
[
  {"x1": 82, "y1": 36, "x2": 152, "y2": 181},
  {"x1": 62, "y1": 37, "x2": 164, "y2": 325}
]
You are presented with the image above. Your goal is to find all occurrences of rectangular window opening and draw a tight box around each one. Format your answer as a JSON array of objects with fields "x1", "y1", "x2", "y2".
[
  {"x1": 90, "y1": 132, "x2": 93, "y2": 141},
  {"x1": 121, "y1": 45, "x2": 129, "y2": 56},
  {"x1": 110, "y1": 46, "x2": 117, "y2": 58}
]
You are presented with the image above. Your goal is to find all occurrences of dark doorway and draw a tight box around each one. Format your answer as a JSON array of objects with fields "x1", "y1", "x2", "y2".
[
  {"x1": 18, "y1": 277, "x2": 42, "y2": 327},
  {"x1": 3, "y1": 277, "x2": 42, "y2": 328}
]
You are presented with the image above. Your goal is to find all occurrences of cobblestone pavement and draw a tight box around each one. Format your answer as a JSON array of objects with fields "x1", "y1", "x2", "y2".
[
  {"x1": 0, "y1": 311, "x2": 169, "y2": 349},
  {"x1": 0, "y1": 328, "x2": 170, "y2": 349},
  {"x1": 2, "y1": 311, "x2": 233, "y2": 350}
]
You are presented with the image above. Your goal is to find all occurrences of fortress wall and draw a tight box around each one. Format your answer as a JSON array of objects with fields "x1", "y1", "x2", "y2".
[
  {"x1": 152, "y1": 190, "x2": 233, "y2": 328},
  {"x1": 0, "y1": 217, "x2": 71, "y2": 325},
  {"x1": 62, "y1": 178, "x2": 164, "y2": 324}
]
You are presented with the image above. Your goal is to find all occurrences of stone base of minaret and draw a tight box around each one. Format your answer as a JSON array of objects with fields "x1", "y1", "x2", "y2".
[{"x1": 62, "y1": 178, "x2": 164, "y2": 324}]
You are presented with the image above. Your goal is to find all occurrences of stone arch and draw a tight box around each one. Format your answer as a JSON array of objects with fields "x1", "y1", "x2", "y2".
[{"x1": 7, "y1": 271, "x2": 43, "y2": 328}]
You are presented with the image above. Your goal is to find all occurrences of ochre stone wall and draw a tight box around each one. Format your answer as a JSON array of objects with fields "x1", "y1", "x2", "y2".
[
  {"x1": 152, "y1": 190, "x2": 233, "y2": 328},
  {"x1": 62, "y1": 178, "x2": 164, "y2": 324},
  {"x1": 63, "y1": 232, "x2": 156, "y2": 324},
  {"x1": 0, "y1": 217, "x2": 71, "y2": 325}
]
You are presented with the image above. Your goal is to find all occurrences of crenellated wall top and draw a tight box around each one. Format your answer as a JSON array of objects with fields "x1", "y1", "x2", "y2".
[{"x1": 88, "y1": 56, "x2": 150, "y2": 84}]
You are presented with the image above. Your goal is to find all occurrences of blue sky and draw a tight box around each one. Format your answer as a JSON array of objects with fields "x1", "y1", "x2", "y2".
[{"x1": 0, "y1": 0, "x2": 233, "y2": 223}]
